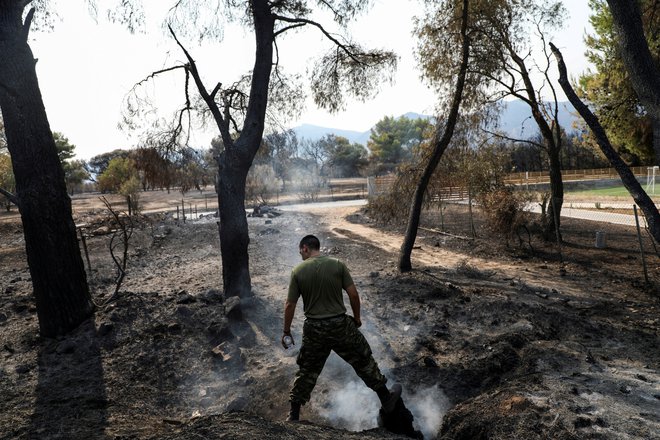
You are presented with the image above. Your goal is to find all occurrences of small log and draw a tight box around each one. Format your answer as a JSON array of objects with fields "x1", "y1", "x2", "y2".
[{"x1": 419, "y1": 226, "x2": 472, "y2": 241}]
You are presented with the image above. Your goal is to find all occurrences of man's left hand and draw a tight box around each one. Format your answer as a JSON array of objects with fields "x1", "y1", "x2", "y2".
[{"x1": 352, "y1": 316, "x2": 362, "y2": 328}]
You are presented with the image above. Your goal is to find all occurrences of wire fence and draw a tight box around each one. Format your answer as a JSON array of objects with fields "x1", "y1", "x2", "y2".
[{"x1": 418, "y1": 199, "x2": 659, "y2": 284}]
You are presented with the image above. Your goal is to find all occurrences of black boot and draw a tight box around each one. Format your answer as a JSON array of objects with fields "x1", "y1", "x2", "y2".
[
  {"x1": 286, "y1": 401, "x2": 301, "y2": 421},
  {"x1": 376, "y1": 383, "x2": 402, "y2": 413}
]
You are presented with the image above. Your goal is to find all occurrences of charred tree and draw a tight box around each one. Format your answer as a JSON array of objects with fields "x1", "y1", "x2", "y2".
[
  {"x1": 399, "y1": 0, "x2": 470, "y2": 272},
  {"x1": 551, "y1": 43, "x2": 660, "y2": 244},
  {"x1": 606, "y1": 0, "x2": 660, "y2": 165},
  {"x1": 166, "y1": 3, "x2": 274, "y2": 298},
  {"x1": 128, "y1": 0, "x2": 396, "y2": 300},
  {"x1": 0, "y1": 2, "x2": 94, "y2": 337}
]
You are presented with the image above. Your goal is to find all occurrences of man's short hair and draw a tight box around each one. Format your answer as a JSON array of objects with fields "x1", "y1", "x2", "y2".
[{"x1": 299, "y1": 235, "x2": 320, "y2": 250}]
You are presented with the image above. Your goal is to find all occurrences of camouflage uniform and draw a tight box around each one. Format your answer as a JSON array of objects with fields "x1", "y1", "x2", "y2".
[{"x1": 290, "y1": 314, "x2": 386, "y2": 405}]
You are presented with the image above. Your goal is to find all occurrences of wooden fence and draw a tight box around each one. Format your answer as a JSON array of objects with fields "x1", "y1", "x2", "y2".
[
  {"x1": 503, "y1": 166, "x2": 650, "y2": 185},
  {"x1": 367, "y1": 166, "x2": 656, "y2": 199}
]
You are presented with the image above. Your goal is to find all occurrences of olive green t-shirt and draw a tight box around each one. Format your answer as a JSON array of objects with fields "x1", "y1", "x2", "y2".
[{"x1": 287, "y1": 255, "x2": 354, "y2": 319}]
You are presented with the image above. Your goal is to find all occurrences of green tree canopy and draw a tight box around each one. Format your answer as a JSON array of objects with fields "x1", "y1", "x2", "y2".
[
  {"x1": 323, "y1": 135, "x2": 368, "y2": 177},
  {"x1": 52, "y1": 132, "x2": 90, "y2": 193},
  {"x1": 53, "y1": 132, "x2": 75, "y2": 162},
  {"x1": 367, "y1": 115, "x2": 432, "y2": 174},
  {"x1": 262, "y1": 130, "x2": 298, "y2": 188},
  {"x1": 87, "y1": 149, "x2": 132, "y2": 178},
  {"x1": 98, "y1": 157, "x2": 138, "y2": 193},
  {"x1": 0, "y1": 152, "x2": 15, "y2": 210},
  {"x1": 577, "y1": 0, "x2": 660, "y2": 164}
]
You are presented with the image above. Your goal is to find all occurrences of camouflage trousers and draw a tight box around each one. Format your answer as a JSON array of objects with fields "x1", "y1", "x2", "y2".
[{"x1": 290, "y1": 314, "x2": 386, "y2": 405}]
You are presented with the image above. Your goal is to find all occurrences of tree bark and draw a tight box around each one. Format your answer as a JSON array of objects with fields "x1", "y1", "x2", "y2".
[
  {"x1": 551, "y1": 42, "x2": 660, "y2": 244},
  {"x1": 216, "y1": 153, "x2": 252, "y2": 298},
  {"x1": 0, "y1": 4, "x2": 94, "y2": 337},
  {"x1": 216, "y1": 0, "x2": 274, "y2": 297},
  {"x1": 545, "y1": 145, "x2": 564, "y2": 241},
  {"x1": 399, "y1": 0, "x2": 470, "y2": 272},
  {"x1": 606, "y1": 0, "x2": 660, "y2": 164}
]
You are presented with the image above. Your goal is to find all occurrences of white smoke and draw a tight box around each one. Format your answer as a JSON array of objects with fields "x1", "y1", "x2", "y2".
[
  {"x1": 405, "y1": 384, "x2": 450, "y2": 439},
  {"x1": 320, "y1": 378, "x2": 450, "y2": 439},
  {"x1": 322, "y1": 379, "x2": 381, "y2": 431}
]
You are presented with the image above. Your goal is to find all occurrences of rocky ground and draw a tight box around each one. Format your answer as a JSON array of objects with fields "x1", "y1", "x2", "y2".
[{"x1": 0, "y1": 200, "x2": 659, "y2": 439}]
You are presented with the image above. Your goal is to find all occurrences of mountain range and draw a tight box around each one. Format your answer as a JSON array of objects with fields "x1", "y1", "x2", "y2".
[{"x1": 292, "y1": 100, "x2": 579, "y2": 146}]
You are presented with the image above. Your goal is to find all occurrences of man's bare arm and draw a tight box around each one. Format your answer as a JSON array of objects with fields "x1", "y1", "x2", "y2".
[
  {"x1": 283, "y1": 299, "x2": 297, "y2": 334},
  {"x1": 346, "y1": 284, "x2": 362, "y2": 327},
  {"x1": 282, "y1": 299, "x2": 298, "y2": 348}
]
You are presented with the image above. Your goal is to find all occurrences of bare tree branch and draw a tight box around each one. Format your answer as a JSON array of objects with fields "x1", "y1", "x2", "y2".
[
  {"x1": 274, "y1": 22, "x2": 306, "y2": 37},
  {"x1": 272, "y1": 14, "x2": 363, "y2": 64},
  {"x1": 134, "y1": 65, "x2": 187, "y2": 88},
  {"x1": 481, "y1": 128, "x2": 546, "y2": 150},
  {"x1": 0, "y1": 187, "x2": 19, "y2": 207},
  {"x1": 22, "y1": 7, "x2": 35, "y2": 41},
  {"x1": 210, "y1": 82, "x2": 223, "y2": 101},
  {"x1": 167, "y1": 24, "x2": 233, "y2": 146},
  {"x1": 100, "y1": 196, "x2": 134, "y2": 301}
]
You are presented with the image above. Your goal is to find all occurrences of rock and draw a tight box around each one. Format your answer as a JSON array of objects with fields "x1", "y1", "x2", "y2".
[
  {"x1": 0, "y1": 312, "x2": 7, "y2": 322},
  {"x1": 202, "y1": 289, "x2": 223, "y2": 303},
  {"x1": 93, "y1": 226, "x2": 111, "y2": 236},
  {"x1": 226, "y1": 396, "x2": 248, "y2": 412},
  {"x1": 224, "y1": 296, "x2": 242, "y2": 320},
  {"x1": 369, "y1": 271, "x2": 380, "y2": 278}
]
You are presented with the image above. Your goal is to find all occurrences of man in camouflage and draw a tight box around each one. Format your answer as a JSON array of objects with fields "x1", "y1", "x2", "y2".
[{"x1": 282, "y1": 234, "x2": 402, "y2": 421}]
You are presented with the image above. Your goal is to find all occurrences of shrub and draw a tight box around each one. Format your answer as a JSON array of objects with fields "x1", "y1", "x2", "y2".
[
  {"x1": 246, "y1": 164, "x2": 280, "y2": 206},
  {"x1": 477, "y1": 186, "x2": 533, "y2": 237}
]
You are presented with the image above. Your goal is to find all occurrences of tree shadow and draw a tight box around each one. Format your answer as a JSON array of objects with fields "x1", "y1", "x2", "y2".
[{"x1": 28, "y1": 319, "x2": 109, "y2": 439}]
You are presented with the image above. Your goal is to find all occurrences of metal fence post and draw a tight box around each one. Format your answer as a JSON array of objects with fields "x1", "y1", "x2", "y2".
[{"x1": 633, "y1": 205, "x2": 649, "y2": 284}]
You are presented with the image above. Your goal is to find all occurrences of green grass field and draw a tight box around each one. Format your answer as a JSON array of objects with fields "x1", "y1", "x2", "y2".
[{"x1": 567, "y1": 185, "x2": 660, "y2": 199}]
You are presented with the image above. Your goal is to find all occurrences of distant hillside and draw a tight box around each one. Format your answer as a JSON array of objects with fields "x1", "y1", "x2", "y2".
[
  {"x1": 495, "y1": 100, "x2": 578, "y2": 139},
  {"x1": 293, "y1": 124, "x2": 370, "y2": 146},
  {"x1": 292, "y1": 100, "x2": 578, "y2": 146}
]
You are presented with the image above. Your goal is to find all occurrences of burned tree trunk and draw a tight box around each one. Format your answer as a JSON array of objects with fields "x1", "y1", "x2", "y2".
[
  {"x1": 399, "y1": 0, "x2": 470, "y2": 272},
  {"x1": 545, "y1": 145, "x2": 564, "y2": 241},
  {"x1": 216, "y1": 151, "x2": 253, "y2": 298},
  {"x1": 0, "y1": 4, "x2": 94, "y2": 337},
  {"x1": 551, "y1": 43, "x2": 660, "y2": 244}
]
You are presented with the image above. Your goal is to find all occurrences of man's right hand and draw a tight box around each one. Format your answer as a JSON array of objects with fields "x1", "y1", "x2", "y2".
[{"x1": 352, "y1": 316, "x2": 362, "y2": 328}]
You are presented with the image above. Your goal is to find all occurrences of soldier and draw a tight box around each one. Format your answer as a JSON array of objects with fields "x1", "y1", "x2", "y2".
[{"x1": 282, "y1": 234, "x2": 402, "y2": 422}]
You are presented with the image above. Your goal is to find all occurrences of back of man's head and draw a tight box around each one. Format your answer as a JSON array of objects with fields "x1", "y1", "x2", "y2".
[{"x1": 299, "y1": 235, "x2": 320, "y2": 250}]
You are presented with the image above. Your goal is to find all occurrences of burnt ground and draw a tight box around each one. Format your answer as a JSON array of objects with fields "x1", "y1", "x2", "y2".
[{"x1": 0, "y1": 202, "x2": 659, "y2": 440}]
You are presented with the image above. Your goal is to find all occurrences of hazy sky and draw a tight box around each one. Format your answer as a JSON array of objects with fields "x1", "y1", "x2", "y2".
[{"x1": 28, "y1": 1, "x2": 595, "y2": 160}]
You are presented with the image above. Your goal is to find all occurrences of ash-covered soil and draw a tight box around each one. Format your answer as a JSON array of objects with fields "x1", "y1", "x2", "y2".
[{"x1": 0, "y1": 203, "x2": 659, "y2": 439}]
